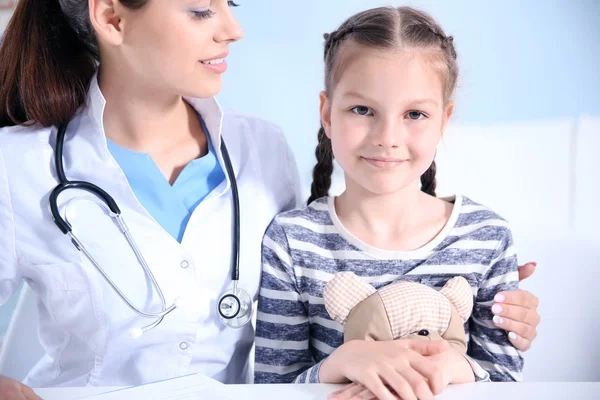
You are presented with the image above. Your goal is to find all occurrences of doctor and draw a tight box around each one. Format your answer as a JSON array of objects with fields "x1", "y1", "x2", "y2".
[{"x1": 0, "y1": 0, "x2": 540, "y2": 398}]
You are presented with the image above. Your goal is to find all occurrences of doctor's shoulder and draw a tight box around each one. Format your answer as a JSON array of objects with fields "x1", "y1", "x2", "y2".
[
  {"x1": 222, "y1": 110, "x2": 299, "y2": 180},
  {"x1": 221, "y1": 110, "x2": 291, "y2": 159},
  {"x1": 0, "y1": 123, "x2": 52, "y2": 141},
  {"x1": 0, "y1": 122, "x2": 44, "y2": 135},
  {"x1": 221, "y1": 110, "x2": 303, "y2": 210},
  {"x1": 0, "y1": 123, "x2": 52, "y2": 163}
]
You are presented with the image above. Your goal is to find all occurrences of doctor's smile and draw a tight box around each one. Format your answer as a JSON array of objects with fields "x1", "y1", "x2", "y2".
[{"x1": 200, "y1": 51, "x2": 229, "y2": 73}]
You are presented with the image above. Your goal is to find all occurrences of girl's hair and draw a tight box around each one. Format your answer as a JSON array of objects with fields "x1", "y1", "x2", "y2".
[
  {"x1": 307, "y1": 6, "x2": 459, "y2": 204},
  {"x1": 0, "y1": 0, "x2": 148, "y2": 128}
]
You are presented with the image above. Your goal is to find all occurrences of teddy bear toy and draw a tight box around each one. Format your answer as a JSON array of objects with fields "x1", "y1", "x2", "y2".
[{"x1": 323, "y1": 272, "x2": 474, "y2": 353}]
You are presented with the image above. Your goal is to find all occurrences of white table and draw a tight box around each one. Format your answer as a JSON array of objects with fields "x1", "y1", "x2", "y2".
[{"x1": 35, "y1": 382, "x2": 600, "y2": 400}]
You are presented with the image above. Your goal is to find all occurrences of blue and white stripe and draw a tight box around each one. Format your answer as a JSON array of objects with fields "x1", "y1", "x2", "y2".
[{"x1": 254, "y1": 195, "x2": 523, "y2": 384}]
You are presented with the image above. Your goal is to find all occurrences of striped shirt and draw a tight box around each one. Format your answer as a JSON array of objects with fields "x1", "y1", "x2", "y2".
[{"x1": 254, "y1": 195, "x2": 523, "y2": 384}]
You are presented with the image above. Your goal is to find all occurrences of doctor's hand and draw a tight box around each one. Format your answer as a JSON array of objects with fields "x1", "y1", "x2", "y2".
[
  {"x1": 321, "y1": 339, "x2": 451, "y2": 400},
  {"x1": 0, "y1": 376, "x2": 41, "y2": 400},
  {"x1": 493, "y1": 261, "x2": 540, "y2": 352}
]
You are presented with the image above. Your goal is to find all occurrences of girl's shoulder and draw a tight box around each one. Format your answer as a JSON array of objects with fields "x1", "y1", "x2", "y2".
[
  {"x1": 274, "y1": 196, "x2": 332, "y2": 223},
  {"x1": 452, "y1": 194, "x2": 513, "y2": 243},
  {"x1": 266, "y1": 196, "x2": 334, "y2": 238}
]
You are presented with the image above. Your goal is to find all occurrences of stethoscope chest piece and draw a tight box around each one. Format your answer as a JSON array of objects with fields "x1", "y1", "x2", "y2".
[{"x1": 217, "y1": 284, "x2": 253, "y2": 328}]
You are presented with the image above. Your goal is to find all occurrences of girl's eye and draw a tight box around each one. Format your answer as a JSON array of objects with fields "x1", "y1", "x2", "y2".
[
  {"x1": 407, "y1": 111, "x2": 426, "y2": 120},
  {"x1": 228, "y1": 1, "x2": 240, "y2": 7},
  {"x1": 351, "y1": 106, "x2": 373, "y2": 116}
]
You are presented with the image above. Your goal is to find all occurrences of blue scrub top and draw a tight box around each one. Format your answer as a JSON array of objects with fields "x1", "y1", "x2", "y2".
[{"x1": 107, "y1": 119, "x2": 225, "y2": 242}]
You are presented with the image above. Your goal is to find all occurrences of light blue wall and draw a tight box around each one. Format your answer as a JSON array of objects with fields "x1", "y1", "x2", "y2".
[
  {"x1": 1, "y1": 0, "x2": 599, "y2": 335},
  {"x1": 217, "y1": 0, "x2": 600, "y2": 186}
]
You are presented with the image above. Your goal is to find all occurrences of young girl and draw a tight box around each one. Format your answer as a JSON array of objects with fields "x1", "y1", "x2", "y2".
[{"x1": 254, "y1": 5, "x2": 523, "y2": 399}]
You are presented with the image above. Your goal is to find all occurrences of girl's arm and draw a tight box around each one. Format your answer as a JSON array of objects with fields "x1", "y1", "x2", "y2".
[
  {"x1": 468, "y1": 227, "x2": 524, "y2": 382},
  {"x1": 254, "y1": 218, "x2": 323, "y2": 384}
]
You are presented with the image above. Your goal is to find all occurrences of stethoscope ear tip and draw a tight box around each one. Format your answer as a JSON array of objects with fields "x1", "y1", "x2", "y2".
[{"x1": 128, "y1": 327, "x2": 144, "y2": 340}]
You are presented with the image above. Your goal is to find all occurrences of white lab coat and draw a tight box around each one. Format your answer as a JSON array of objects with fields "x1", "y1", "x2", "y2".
[{"x1": 0, "y1": 74, "x2": 303, "y2": 387}]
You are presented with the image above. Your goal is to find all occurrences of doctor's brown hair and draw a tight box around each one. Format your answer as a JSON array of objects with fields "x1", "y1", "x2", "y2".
[
  {"x1": 307, "y1": 6, "x2": 458, "y2": 204},
  {"x1": 0, "y1": 0, "x2": 148, "y2": 128}
]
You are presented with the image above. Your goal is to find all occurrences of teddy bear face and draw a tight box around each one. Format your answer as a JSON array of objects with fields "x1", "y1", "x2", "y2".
[
  {"x1": 343, "y1": 291, "x2": 469, "y2": 353},
  {"x1": 324, "y1": 273, "x2": 474, "y2": 354},
  {"x1": 341, "y1": 282, "x2": 453, "y2": 340}
]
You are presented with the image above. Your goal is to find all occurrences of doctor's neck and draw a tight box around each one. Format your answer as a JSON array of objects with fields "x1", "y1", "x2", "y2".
[{"x1": 97, "y1": 65, "x2": 200, "y2": 153}]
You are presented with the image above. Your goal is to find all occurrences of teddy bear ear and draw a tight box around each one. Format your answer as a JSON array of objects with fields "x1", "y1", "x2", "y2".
[
  {"x1": 324, "y1": 272, "x2": 376, "y2": 325},
  {"x1": 440, "y1": 277, "x2": 474, "y2": 322}
]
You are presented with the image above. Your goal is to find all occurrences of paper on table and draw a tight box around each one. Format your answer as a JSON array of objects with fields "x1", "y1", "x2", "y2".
[{"x1": 81, "y1": 373, "x2": 233, "y2": 400}]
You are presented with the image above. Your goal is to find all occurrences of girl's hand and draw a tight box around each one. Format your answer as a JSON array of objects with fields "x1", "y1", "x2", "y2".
[
  {"x1": 327, "y1": 382, "x2": 383, "y2": 400},
  {"x1": 427, "y1": 345, "x2": 475, "y2": 385},
  {"x1": 327, "y1": 341, "x2": 474, "y2": 400},
  {"x1": 321, "y1": 339, "x2": 450, "y2": 400}
]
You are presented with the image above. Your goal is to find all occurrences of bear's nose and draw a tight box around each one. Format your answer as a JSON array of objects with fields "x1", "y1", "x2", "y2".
[{"x1": 418, "y1": 329, "x2": 429, "y2": 336}]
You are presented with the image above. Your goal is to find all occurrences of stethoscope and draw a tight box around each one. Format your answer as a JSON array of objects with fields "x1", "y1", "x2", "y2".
[{"x1": 49, "y1": 122, "x2": 253, "y2": 339}]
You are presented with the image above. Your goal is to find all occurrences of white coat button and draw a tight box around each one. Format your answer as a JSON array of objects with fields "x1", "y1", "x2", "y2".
[
  {"x1": 179, "y1": 342, "x2": 189, "y2": 350},
  {"x1": 180, "y1": 260, "x2": 189, "y2": 269}
]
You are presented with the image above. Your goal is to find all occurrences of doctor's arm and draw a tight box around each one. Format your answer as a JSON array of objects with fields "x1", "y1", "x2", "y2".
[
  {"x1": 279, "y1": 128, "x2": 304, "y2": 211},
  {"x1": 494, "y1": 262, "x2": 540, "y2": 351},
  {"x1": 0, "y1": 151, "x2": 40, "y2": 398},
  {"x1": 254, "y1": 219, "x2": 321, "y2": 384},
  {"x1": 0, "y1": 147, "x2": 23, "y2": 306}
]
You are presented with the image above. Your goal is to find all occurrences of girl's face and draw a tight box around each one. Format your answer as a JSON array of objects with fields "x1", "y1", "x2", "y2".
[
  {"x1": 96, "y1": 0, "x2": 243, "y2": 98},
  {"x1": 320, "y1": 47, "x2": 454, "y2": 196}
]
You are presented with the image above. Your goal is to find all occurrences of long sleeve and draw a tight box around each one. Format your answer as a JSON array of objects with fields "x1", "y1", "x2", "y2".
[
  {"x1": 468, "y1": 228, "x2": 524, "y2": 381},
  {"x1": 0, "y1": 145, "x2": 22, "y2": 305},
  {"x1": 254, "y1": 218, "x2": 322, "y2": 384}
]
